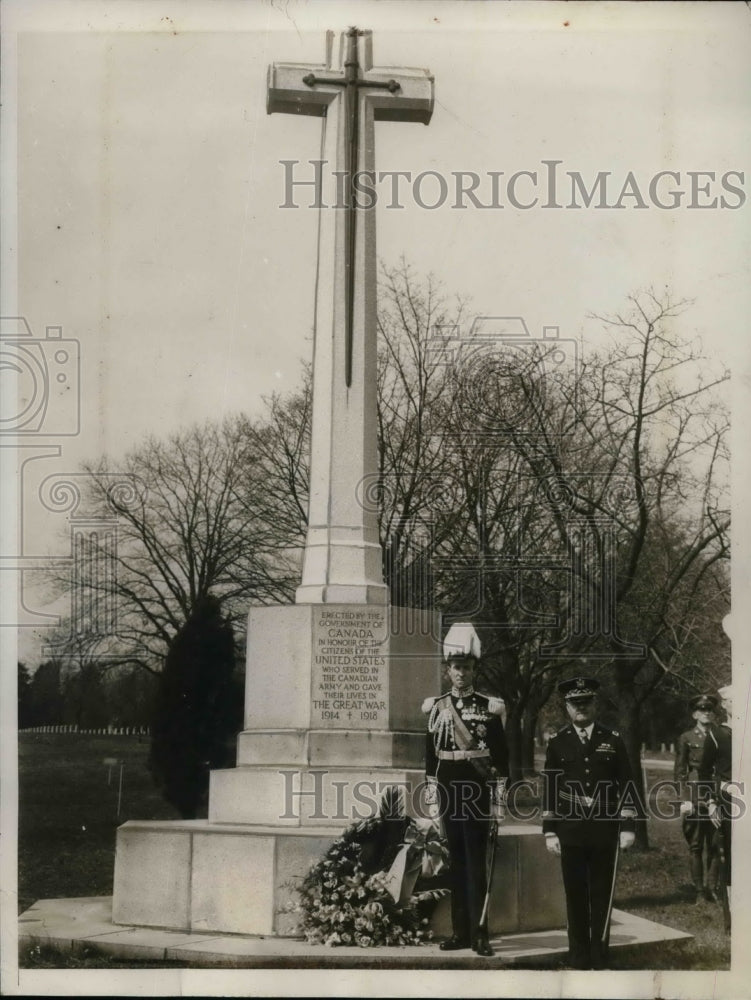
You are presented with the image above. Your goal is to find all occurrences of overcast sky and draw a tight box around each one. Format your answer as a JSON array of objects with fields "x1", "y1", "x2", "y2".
[{"x1": 3, "y1": 0, "x2": 750, "y2": 662}]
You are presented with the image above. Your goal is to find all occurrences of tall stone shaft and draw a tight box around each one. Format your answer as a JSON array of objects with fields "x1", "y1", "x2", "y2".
[{"x1": 267, "y1": 29, "x2": 434, "y2": 605}]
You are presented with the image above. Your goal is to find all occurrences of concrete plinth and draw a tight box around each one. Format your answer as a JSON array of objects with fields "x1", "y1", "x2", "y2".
[
  {"x1": 113, "y1": 820, "x2": 341, "y2": 935},
  {"x1": 429, "y1": 824, "x2": 566, "y2": 936},
  {"x1": 113, "y1": 820, "x2": 565, "y2": 938}
]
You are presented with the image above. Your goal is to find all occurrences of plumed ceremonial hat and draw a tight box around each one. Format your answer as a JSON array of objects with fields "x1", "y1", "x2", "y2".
[
  {"x1": 557, "y1": 675, "x2": 600, "y2": 700},
  {"x1": 443, "y1": 622, "x2": 481, "y2": 661},
  {"x1": 690, "y1": 693, "x2": 718, "y2": 712}
]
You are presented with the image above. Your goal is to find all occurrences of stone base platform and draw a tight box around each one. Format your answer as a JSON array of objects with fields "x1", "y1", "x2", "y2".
[
  {"x1": 112, "y1": 821, "x2": 566, "y2": 937},
  {"x1": 19, "y1": 897, "x2": 693, "y2": 969},
  {"x1": 207, "y1": 763, "x2": 427, "y2": 826}
]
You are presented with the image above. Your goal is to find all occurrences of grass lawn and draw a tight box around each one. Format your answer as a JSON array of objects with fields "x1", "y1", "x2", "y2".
[
  {"x1": 17, "y1": 736, "x2": 730, "y2": 969},
  {"x1": 18, "y1": 732, "x2": 181, "y2": 914},
  {"x1": 613, "y1": 782, "x2": 730, "y2": 970}
]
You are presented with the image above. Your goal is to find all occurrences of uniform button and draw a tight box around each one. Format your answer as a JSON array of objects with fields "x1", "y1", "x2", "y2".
[{"x1": 585, "y1": 769, "x2": 590, "y2": 774}]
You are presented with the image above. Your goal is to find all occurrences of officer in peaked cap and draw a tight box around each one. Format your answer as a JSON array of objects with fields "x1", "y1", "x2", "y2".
[
  {"x1": 674, "y1": 693, "x2": 719, "y2": 902},
  {"x1": 423, "y1": 623, "x2": 509, "y2": 957},
  {"x1": 699, "y1": 685, "x2": 733, "y2": 909},
  {"x1": 542, "y1": 676, "x2": 637, "y2": 970}
]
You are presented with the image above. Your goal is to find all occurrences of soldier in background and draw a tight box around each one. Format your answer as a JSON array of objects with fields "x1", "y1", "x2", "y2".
[
  {"x1": 699, "y1": 684, "x2": 733, "y2": 906},
  {"x1": 542, "y1": 676, "x2": 637, "y2": 970},
  {"x1": 423, "y1": 622, "x2": 509, "y2": 957},
  {"x1": 674, "y1": 694, "x2": 719, "y2": 902}
]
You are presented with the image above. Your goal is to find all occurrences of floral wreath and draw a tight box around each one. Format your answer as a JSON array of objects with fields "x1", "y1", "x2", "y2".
[{"x1": 284, "y1": 790, "x2": 449, "y2": 948}]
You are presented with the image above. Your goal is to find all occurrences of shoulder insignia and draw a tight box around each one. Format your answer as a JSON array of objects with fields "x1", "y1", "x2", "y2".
[
  {"x1": 421, "y1": 696, "x2": 436, "y2": 714},
  {"x1": 487, "y1": 696, "x2": 505, "y2": 716}
]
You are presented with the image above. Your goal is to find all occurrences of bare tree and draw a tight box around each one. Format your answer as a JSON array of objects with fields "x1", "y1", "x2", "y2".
[
  {"x1": 237, "y1": 373, "x2": 312, "y2": 594},
  {"x1": 54, "y1": 417, "x2": 292, "y2": 668},
  {"x1": 489, "y1": 291, "x2": 731, "y2": 838},
  {"x1": 375, "y1": 258, "x2": 468, "y2": 604}
]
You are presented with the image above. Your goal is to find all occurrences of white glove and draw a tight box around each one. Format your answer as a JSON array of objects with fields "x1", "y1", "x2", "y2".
[
  {"x1": 619, "y1": 830, "x2": 635, "y2": 851},
  {"x1": 679, "y1": 801, "x2": 693, "y2": 816},
  {"x1": 545, "y1": 833, "x2": 561, "y2": 856},
  {"x1": 708, "y1": 801, "x2": 722, "y2": 829}
]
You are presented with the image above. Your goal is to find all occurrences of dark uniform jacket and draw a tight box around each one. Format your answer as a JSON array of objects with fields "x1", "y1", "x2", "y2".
[
  {"x1": 674, "y1": 725, "x2": 713, "y2": 805},
  {"x1": 425, "y1": 691, "x2": 508, "y2": 784},
  {"x1": 699, "y1": 723, "x2": 732, "y2": 792},
  {"x1": 542, "y1": 722, "x2": 637, "y2": 845}
]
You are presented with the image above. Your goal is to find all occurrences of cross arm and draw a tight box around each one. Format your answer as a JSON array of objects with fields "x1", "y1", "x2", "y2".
[
  {"x1": 267, "y1": 63, "x2": 334, "y2": 118},
  {"x1": 368, "y1": 68, "x2": 434, "y2": 125}
]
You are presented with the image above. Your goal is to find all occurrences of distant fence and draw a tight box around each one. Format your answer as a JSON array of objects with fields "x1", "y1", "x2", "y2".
[{"x1": 19, "y1": 725, "x2": 150, "y2": 736}]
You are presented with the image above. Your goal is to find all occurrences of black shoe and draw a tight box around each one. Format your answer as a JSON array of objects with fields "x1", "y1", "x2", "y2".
[
  {"x1": 704, "y1": 885, "x2": 718, "y2": 903},
  {"x1": 439, "y1": 935, "x2": 470, "y2": 951},
  {"x1": 473, "y1": 933, "x2": 493, "y2": 957}
]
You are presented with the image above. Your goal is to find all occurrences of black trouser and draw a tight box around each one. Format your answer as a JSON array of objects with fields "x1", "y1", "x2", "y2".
[
  {"x1": 559, "y1": 837, "x2": 619, "y2": 969},
  {"x1": 438, "y1": 761, "x2": 492, "y2": 941},
  {"x1": 710, "y1": 791, "x2": 732, "y2": 887},
  {"x1": 682, "y1": 808, "x2": 716, "y2": 887}
]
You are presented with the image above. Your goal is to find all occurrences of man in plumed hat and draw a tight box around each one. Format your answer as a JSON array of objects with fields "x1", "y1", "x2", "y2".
[
  {"x1": 423, "y1": 622, "x2": 509, "y2": 957},
  {"x1": 542, "y1": 676, "x2": 637, "y2": 970},
  {"x1": 674, "y1": 693, "x2": 719, "y2": 902}
]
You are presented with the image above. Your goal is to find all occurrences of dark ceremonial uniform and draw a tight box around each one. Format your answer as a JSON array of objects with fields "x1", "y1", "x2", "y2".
[
  {"x1": 674, "y1": 724, "x2": 716, "y2": 894},
  {"x1": 542, "y1": 722, "x2": 636, "y2": 969},
  {"x1": 425, "y1": 690, "x2": 509, "y2": 944},
  {"x1": 699, "y1": 723, "x2": 733, "y2": 887}
]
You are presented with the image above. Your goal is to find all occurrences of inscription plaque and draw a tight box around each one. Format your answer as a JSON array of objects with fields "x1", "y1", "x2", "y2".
[{"x1": 310, "y1": 606, "x2": 389, "y2": 729}]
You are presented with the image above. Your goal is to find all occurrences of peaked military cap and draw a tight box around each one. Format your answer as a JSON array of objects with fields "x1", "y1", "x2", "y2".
[
  {"x1": 690, "y1": 693, "x2": 718, "y2": 711},
  {"x1": 558, "y1": 675, "x2": 600, "y2": 700}
]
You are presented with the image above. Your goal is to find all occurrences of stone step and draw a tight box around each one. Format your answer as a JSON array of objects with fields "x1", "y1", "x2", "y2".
[
  {"x1": 20, "y1": 896, "x2": 694, "y2": 968},
  {"x1": 208, "y1": 763, "x2": 427, "y2": 826}
]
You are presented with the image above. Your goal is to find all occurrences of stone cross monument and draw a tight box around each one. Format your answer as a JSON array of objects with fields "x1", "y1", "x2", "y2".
[
  {"x1": 268, "y1": 27, "x2": 433, "y2": 606},
  {"x1": 212, "y1": 28, "x2": 441, "y2": 791},
  {"x1": 113, "y1": 28, "x2": 447, "y2": 937}
]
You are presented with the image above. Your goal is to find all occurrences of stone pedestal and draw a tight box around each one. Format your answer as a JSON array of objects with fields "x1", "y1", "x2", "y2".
[
  {"x1": 208, "y1": 602, "x2": 440, "y2": 828},
  {"x1": 112, "y1": 602, "x2": 443, "y2": 934},
  {"x1": 113, "y1": 821, "x2": 565, "y2": 938}
]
